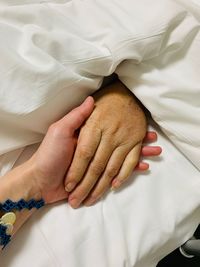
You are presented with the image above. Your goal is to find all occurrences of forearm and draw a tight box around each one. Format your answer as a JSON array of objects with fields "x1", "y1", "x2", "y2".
[{"x1": 0, "y1": 160, "x2": 42, "y2": 250}]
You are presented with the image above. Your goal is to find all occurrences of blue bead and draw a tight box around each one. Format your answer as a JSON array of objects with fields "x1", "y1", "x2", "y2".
[
  {"x1": 17, "y1": 199, "x2": 27, "y2": 210},
  {"x1": 2, "y1": 199, "x2": 16, "y2": 212},
  {"x1": 27, "y1": 199, "x2": 35, "y2": 210},
  {"x1": 35, "y1": 199, "x2": 45, "y2": 209}
]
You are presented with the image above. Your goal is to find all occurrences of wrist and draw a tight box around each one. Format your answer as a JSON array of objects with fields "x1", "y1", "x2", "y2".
[
  {"x1": 94, "y1": 81, "x2": 143, "y2": 108},
  {"x1": 17, "y1": 160, "x2": 42, "y2": 201},
  {"x1": 0, "y1": 160, "x2": 42, "y2": 204}
]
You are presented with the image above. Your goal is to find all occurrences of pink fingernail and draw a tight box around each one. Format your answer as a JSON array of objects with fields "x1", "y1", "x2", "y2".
[{"x1": 69, "y1": 198, "x2": 79, "y2": 208}]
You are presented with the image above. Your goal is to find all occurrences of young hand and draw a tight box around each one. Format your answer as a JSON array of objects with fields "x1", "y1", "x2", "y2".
[{"x1": 29, "y1": 97, "x2": 94, "y2": 204}]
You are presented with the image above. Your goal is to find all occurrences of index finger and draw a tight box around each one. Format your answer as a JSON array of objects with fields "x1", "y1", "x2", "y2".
[
  {"x1": 58, "y1": 96, "x2": 94, "y2": 137},
  {"x1": 64, "y1": 127, "x2": 102, "y2": 192}
]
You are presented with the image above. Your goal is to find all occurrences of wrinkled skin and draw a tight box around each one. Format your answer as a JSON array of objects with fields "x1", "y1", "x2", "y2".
[{"x1": 65, "y1": 82, "x2": 160, "y2": 208}]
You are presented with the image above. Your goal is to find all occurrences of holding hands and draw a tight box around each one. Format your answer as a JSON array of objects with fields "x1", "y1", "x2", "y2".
[{"x1": 30, "y1": 82, "x2": 161, "y2": 207}]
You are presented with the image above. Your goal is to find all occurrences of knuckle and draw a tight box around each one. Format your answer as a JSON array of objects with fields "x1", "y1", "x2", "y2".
[
  {"x1": 78, "y1": 146, "x2": 93, "y2": 160},
  {"x1": 106, "y1": 165, "x2": 119, "y2": 178},
  {"x1": 48, "y1": 122, "x2": 65, "y2": 138},
  {"x1": 48, "y1": 123, "x2": 59, "y2": 134},
  {"x1": 90, "y1": 162, "x2": 105, "y2": 176},
  {"x1": 66, "y1": 168, "x2": 82, "y2": 183}
]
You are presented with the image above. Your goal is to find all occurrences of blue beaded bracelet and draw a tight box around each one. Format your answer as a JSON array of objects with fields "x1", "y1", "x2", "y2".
[
  {"x1": 0, "y1": 198, "x2": 45, "y2": 212},
  {"x1": 0, "y1": 199, "x2": 45, "y2": 249}
]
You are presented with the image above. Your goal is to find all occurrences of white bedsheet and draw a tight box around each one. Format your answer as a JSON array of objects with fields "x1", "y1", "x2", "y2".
[
  {"x1": 0, "y1": 0, "x2": 200, "y2": 266},
  {"x1": 0, "y1": 123, "x2": 200, "y2": 267}
]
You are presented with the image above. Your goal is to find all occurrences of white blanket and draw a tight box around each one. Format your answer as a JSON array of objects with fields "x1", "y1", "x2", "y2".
[{"x1": 0, "y1": 0, "x2": 200, "y2": 266}]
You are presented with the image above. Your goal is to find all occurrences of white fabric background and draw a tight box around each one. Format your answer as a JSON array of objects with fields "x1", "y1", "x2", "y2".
[{"x1": 0, "y1": 0, "x2": 200, "y2": 266}]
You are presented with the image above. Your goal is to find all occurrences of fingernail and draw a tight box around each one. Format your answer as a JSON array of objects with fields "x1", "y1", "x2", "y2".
[
  {"x1": 111, "y1": 180, "x2": 122, "y2": 190},
  {"x1": 84, "y1": 197, "x2": 97, "y2": 206},
  {"x1": 69, "y1": 198, "x2": 79, "y2": 209},
  {"x1": 65, "y1": 182, "x2": 75, "y2": 192}
]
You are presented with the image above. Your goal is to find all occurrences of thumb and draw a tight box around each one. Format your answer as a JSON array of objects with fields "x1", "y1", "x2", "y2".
[{"x1": 59, "y1": 96, "x2": 94, "y2": 135}]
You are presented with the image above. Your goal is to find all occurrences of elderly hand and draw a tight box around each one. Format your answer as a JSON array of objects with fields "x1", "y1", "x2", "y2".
[{"x1": 65, "y1": 81, "x2": 161, "y2": 208}]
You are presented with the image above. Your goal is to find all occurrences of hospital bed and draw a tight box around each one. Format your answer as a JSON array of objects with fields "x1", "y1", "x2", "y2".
[{"x1": 0, "y1": 0, "x2": 200, "y2": 266}]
